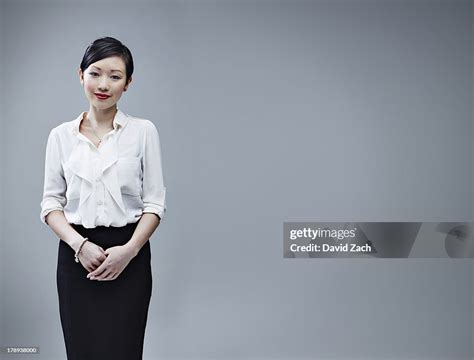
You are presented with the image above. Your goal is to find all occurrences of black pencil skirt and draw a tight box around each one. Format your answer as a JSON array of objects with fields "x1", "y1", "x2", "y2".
[{"x1": 56, "y1": 222, "x2": 152, "y2": 360}]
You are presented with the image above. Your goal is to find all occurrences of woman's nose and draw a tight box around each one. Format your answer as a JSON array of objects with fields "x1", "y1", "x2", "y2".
[{"x1": 98, "y1": 76, "x2": 109, "y2": 91}]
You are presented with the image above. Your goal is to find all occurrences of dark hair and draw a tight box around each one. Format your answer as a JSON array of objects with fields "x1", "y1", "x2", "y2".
[{"x1": 80, "y1": 36, "x2": 134, "y2": 83}]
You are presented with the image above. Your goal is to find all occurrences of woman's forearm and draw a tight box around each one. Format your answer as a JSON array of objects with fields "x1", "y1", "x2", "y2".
[
  {"x1": 45, "y1": 210, "x2": 86, "y2": 252},
  {"x1": 46, "y1": 211, "x2": 160, "y2": 256},
  {"x1": 124, "y1": 213, "x2": 161, "y2": 257}
]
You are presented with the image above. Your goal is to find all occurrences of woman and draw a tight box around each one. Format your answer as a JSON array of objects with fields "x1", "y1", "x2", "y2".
[{"x1": 40, "y1": 36, "x2": 166, "y2": 360}]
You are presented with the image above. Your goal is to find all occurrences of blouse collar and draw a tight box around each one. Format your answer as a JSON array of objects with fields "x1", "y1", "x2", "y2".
[{"x1": 71, "y1": 108, "x2": 129, "y2": 135}]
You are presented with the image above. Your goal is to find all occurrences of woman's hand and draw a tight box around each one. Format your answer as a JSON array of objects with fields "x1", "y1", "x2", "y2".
[
  {"x1": 86, "y1": 245, "x2": 136, "y2": 281},
  {"x1": 77, "y1": 241, "x2": 107, "y2": 272}
]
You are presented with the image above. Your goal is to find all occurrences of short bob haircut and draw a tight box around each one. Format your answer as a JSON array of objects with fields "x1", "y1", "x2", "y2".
[{"x1": 80, "y1": 36, "x2": 134, "y2": 84}]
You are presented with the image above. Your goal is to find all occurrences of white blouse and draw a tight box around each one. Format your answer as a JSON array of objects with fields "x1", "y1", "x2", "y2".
[{"x1": 40, "y1": 109, "x2": 167, "y2": 229}]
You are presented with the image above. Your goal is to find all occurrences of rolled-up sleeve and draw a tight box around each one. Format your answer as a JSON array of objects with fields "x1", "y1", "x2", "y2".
[
  {"x1": 141, "y1": 120, "x2": 167, "y2": 220},
  {"x1": 40, "y1": 128, "x2": 66, "y2": 225}
]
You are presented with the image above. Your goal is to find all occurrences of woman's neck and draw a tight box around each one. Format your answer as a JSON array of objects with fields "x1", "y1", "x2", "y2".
[{"x1": 85, "y1": 105, "x2": 117, "y2": 129}]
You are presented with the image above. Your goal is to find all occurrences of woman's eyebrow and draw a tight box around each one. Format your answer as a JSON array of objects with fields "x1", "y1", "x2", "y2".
[{"x1": 91, "y1": 66, "x2": 123, "y2": 74}]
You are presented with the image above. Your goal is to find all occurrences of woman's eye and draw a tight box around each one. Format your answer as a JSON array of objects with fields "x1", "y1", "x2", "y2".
[{"x1": 89, "y1": 72, "x2": 120, "y2": 80}]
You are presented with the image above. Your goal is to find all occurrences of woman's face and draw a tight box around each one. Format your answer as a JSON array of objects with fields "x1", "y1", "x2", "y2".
[{"x1": 79, "y1": 56, "x2": 131, "y2": 110}]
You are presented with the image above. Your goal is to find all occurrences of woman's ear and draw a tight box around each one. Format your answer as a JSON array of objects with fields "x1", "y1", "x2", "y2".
[
  {"x1": 78, "y1": 68, "x2": 84, "y2": 85},
  {"x1": 124, "y1": 76, "x2": 132, "y2": 92}
]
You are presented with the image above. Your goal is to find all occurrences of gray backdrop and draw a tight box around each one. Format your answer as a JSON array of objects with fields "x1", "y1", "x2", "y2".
[{"x1": 1, "y1": 0, "x2": 472, "y2": 359}]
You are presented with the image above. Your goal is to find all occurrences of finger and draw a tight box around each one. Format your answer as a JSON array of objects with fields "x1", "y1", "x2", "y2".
[
  {"x1": 80, "y1": 259, "x2": 93, "y2": 272},
  {"x1": 97, "y1": 269, "x2": 114, "y2": 281},
  {"x1": 103, "y1": 272, "x2": 116, "y2": 281},
  {"x1": 93, "y1": 270, "x2": 104, "y2": 280},
  {"x1": 105, "y1": 270, "x2": 119, "y2": 281},
  {"x1": 110, "y1": 272, "x2": 119, "y2": 280},
  {"x1": 88, "y1": 263, "x2": 108, "y2": 278},
  {"x1": 93, "y1": 255, "x2": 106, "y2": 266}
]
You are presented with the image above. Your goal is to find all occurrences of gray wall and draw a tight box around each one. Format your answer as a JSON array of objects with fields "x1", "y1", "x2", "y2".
[
  {"x1": 1, "y1": 0, "x2": 472, "y2": 359},
  {"x1": 0, "y1": 0, "x2": 4, "y2": 351}
]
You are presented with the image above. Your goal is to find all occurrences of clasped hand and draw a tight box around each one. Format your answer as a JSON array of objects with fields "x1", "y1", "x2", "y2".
[{"x1": 78, "y1": 241, "x2": 135, "y2": 281}]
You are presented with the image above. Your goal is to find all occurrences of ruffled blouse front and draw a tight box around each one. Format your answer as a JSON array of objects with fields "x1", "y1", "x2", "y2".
[{"x1": 40, "y1": 109, "x2": 167, "y2": 228}]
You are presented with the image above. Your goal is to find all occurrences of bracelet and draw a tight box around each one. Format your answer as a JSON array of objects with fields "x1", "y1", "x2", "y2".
[{"x1": 74, "y1": 237, "x2": 89, "y2": 263}]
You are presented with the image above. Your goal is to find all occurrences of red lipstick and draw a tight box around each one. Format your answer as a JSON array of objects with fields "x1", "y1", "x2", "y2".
[{"x1": 95, "y1": 93, "x2": 111, "y2": 100}]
